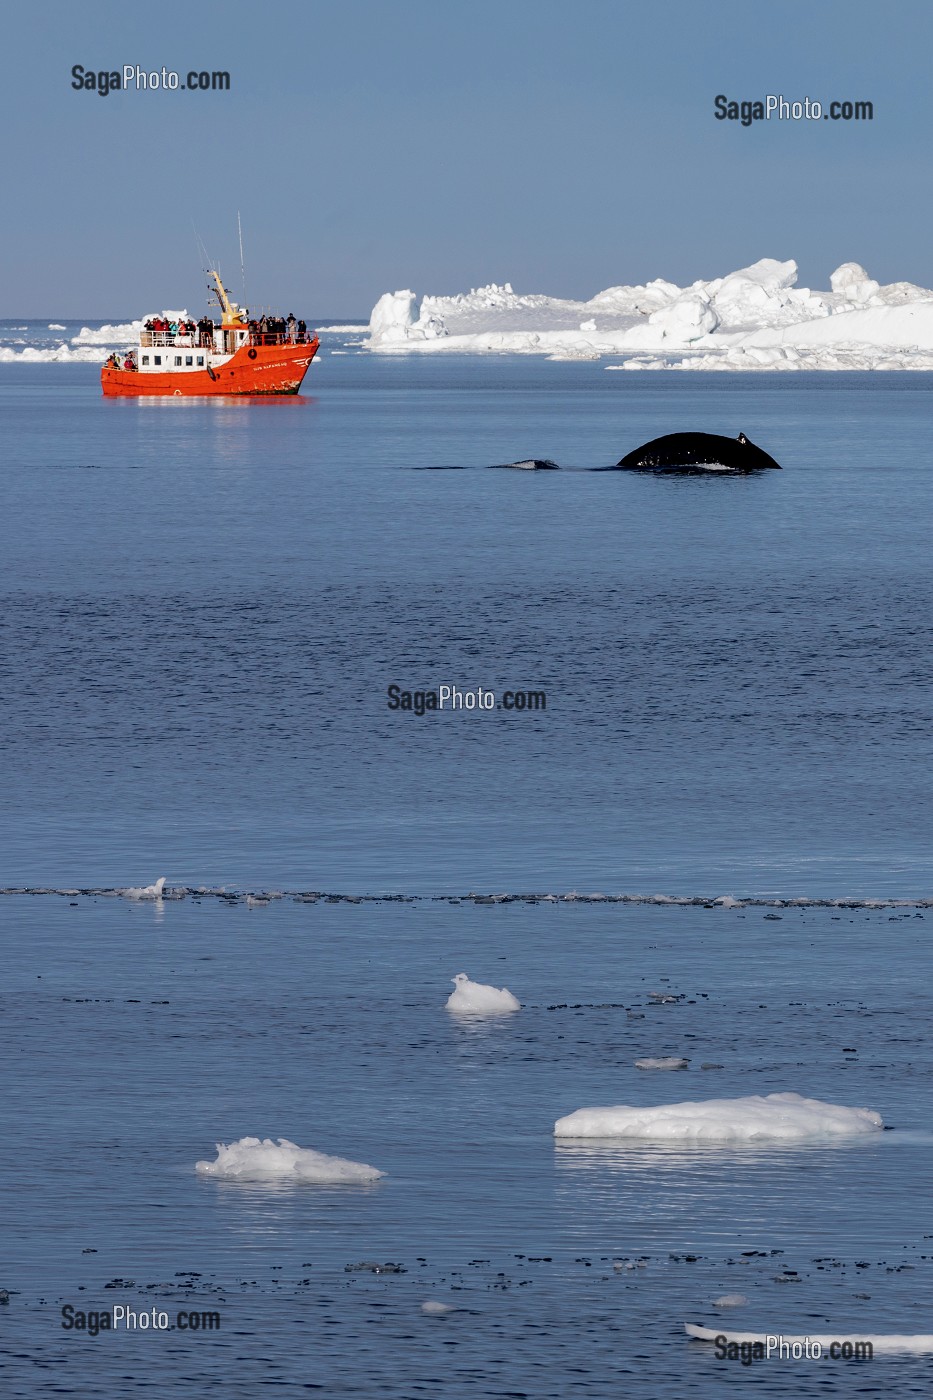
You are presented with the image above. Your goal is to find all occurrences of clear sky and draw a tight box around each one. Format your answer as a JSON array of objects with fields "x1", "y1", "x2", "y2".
[{"x1": 2, "y1": 0, "x2": 931, "y2": 317}]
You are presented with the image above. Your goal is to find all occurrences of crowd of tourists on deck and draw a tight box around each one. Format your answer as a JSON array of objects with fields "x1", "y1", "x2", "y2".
[
  {"x1": 141, "y1": 316, "x2": 215, "y2": 348},
  {"x1": 105, "y1": 351, "x2": 137, "y2": 372},
  {"x1": 138, "y1": 313, "x2": 310, "y2": 349},
  {"x1": 247, "y1": 314, "x2": 309, "y2": 345}
]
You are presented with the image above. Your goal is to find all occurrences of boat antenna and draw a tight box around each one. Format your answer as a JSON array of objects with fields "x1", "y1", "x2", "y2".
[
  {"x1": 193, "y1": 223, "x2": 227, "y2": 313},
  {"x1": 237, "y1": 211, "x2": 247, "y2": 309}
]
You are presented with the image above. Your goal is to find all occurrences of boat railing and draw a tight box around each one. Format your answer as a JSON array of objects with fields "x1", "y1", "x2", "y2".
[
  {"x1": 140, "y1": 331, "x2": 211, "y2": 348},
  {"x1": 139, "y1": 329, "x2": 312, "y2": 348}
]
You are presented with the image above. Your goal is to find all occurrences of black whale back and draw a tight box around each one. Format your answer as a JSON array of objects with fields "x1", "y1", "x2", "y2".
[{"x1": 616, "y1": 432, "x2": 781, "y2": 471}]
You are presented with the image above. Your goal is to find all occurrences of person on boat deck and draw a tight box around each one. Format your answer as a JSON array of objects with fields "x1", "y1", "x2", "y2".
[
  {"x1": 123, "y1": 353, "x2": 137, "y2": 371},
  {"x1": 297, "y1": 318, "x2": 307, "y2": 343},
  {"x1": 286, "y1": 313, "x2": 296, "y2": 341}
]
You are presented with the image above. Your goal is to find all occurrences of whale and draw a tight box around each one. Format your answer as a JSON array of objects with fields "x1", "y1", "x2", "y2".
[
  {"x1": 615, "y1": 432, "x2": 781, "y2": 473},
  {"x1": 488, "y1": 458, "x2": 561, "y2": 470}
]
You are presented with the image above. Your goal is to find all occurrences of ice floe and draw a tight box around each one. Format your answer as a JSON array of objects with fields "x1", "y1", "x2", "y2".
[
  {"x1": 712, "y1": 1294, "x2": 749, "y2": 1308},
  {"x1": 421, "y1": 1300, "x2": 455, "y2": 1314},
  {"x1": 446, "y1": 971, "x2": 521, "y2": 1014},
  {"x1": 121, "y1": 877, "x2": 166, "y2": 900},
  {"x1": 366, "y1": 258, "x2": 933, "y2": 369},
  {"x1": 195, "y1": 1136, "x2": 384, "y2": 1184},
  {"x1": 635, "y1": 1057, "x2": 689, "y2": 1071},
  {"x1": 0, "y1": 343, "x2": 114, "y2": 364},
  {"x1": 685, "y1": 1322, "x2": 933, "y2": 1355},
  {"x1": 554, "y1": 1093, "x2": 884, "y2": 1143}
]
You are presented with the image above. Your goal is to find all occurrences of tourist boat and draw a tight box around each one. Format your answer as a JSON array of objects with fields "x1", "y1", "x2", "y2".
[{"x1": 101, "y1": 270, "x2": 319, "y2": 397}]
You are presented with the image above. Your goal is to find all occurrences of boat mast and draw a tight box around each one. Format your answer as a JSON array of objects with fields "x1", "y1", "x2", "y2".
[{"x1": 208, "y1": 269, "x2": 247, "y2": 327}]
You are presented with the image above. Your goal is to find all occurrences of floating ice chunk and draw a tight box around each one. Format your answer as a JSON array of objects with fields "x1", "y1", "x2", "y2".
[
  {"x1": 195, "y1": 1136, "x2": 384, "y2": 1184},
  {"x1": 685, "y1": 1322, "x2": 933, "y2": 1354},
  {"x1": 713, "y1": 1294, "x2": 749, "y2": 1308},
  {"x1": 635, "y1": 1057, "x2": 689, "y2": 1071},
  {"x1": 122, "y1": 877, "x2": 166, "y2": 900},
  {"x1": 0, "y1": 343, "x2": 116, "y2": 363},
  {"x1": 446, "y1": 972, "x2": 521, "y2": 1014},
  {"x1": 554, "y1": 1093, "x2": 884, "y2": 1143},
  {"x1": 713, "y1": 895, "x2": 744, "y2": 908},
  {"x1": 421, "y1": 1300, "x2": 455, "y2": 1314},
  {"x1": 48, "y1": 323, "x2": 66, "y2": 330}
]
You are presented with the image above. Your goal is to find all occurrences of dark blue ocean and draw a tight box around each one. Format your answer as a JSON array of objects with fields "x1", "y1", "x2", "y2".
[{"x1": 1, "y1": 343, "x2": 932, "y2": 1396}]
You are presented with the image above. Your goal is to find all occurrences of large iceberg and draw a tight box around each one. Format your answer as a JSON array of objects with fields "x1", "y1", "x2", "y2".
[
  {"x1": 554, "y1": 1092, "x2": 883, "y2": 1143},
  {"x1": 367, "y1": 259, "x2": 933, "y2": 369}
]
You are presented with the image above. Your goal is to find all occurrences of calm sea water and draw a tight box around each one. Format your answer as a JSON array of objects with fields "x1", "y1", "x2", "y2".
[{"x1": 1, "y1": 351, "x2": 932, "y2": 1395}]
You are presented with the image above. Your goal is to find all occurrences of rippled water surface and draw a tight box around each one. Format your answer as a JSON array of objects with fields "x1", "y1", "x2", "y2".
[
  {"x1": 1, "y1": 356, "x2": 932, "y2": 1395},
  {"x1": 2, "y1": 358, "x2": 932, "y2": 894}
]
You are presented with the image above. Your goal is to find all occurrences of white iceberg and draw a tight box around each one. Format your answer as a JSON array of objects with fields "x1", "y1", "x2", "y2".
[
  {"x1": 446, "y1": 971, "x2": 521, "y2": 1014},
  {"x1": 554, "y1": 1092, "x2": 883, "y2": 1142},
  {"x1": 712, "y1": 1294, "x2": 749, "y2": 1309},
  {"x1": 686, "y1": 1322, "x2": 933, "y2": 1355},
  {"x1": 635, "y1": 1057, "x2": 689, "y2": 1071},
  {"x1": 195, "y1": 1136, "x2": 384, "y2": 1184},
  {"x1": 365, "y1": 258, "x2": 933, "y2": 369},
  {"x1": 122, "y1": 876, "x2": 166, "y2": 900}
]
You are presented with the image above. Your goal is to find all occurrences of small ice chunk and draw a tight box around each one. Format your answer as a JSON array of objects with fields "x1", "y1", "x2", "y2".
[
  {"x1": 195, "y1": 1136, "x2": 384, "y2": 1184},
  {"x1": 685, "y1": 1322, "x2": 933, "y2": 1355},
  {"x1": 635, "y1": 1057, "x2": 689, "y2": 1071},
  {"x1": 421, "y1": 1300, "x2": 455, "y2": 1314},
  {"x1": 713, "y1": 1294, "x2": 749, "y2": 1308},
  {"x1": 122, "y1": 877, "x2": 166, "y2": 900},
  {"x1": 554, "y1": 1092, "x2": 884, "y2": 1143},
  {"x1": 446, "y1": 972, "x2": 521, "y2": 1014}
]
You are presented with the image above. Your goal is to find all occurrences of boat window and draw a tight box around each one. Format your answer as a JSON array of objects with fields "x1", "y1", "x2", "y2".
[
  {"x1": 142, "y1": 356, "x2": 149, "y2": 366},
  {"x1": 174, "y1": 356, "x2": 182, "y2": 366},
  {"x1": 185, "y1": 356, "x2": 193, "y2": 366},
  {"x1": 154, "y1": 355, "x2": 162, "y2": 365},
  {"x1": 196, "y1": 356, "x2": 204, "y2": 366}
]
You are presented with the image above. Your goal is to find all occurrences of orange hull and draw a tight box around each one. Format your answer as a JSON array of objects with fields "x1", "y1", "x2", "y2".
[{"x1": 102, "y1": 339, "x2": 319, "y2": 397}]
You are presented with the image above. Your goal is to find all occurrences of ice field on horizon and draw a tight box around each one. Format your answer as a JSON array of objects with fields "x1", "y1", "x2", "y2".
[
  {"x1": 554, "y1": 1092, "x2": 885, "y2": 1142},
  {"x1": 367, "y1": 258, "x2": 933, "y2": 369}
]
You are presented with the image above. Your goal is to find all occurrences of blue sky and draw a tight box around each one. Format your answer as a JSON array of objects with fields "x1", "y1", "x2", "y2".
[{"x1": 1, "y1": 0, "x2": 930, "y2": 316}]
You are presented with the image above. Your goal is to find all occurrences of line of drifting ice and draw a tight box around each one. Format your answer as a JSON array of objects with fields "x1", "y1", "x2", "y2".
[{"x1": 1, "y1": 884, "x2": 930, "y2": 908}]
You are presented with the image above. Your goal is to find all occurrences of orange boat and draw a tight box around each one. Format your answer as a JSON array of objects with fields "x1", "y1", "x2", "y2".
[{"x1": 101, "y1": 270, "x2": 319, "y2": 397}]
